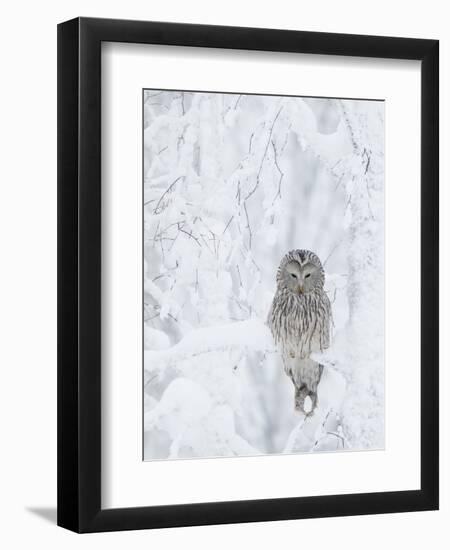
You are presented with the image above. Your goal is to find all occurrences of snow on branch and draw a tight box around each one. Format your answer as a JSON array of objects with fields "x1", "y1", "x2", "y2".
[{"x1": 144, "y1": 318, "x2": 275, "y2": 373}]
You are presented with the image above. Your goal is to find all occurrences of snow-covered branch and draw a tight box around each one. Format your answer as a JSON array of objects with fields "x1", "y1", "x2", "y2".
[{"x1": 145, "y1": 318, "x2": 275, "y2": 372}]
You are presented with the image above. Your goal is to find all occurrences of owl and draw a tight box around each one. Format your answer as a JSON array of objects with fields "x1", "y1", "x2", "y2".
[{"x1": 268, "y1": 249, "x2": 332, "y2": 415}]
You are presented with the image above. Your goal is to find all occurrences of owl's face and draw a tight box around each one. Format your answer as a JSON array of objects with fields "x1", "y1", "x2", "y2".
[{"x1": 277, "y1": 250, "x2": 325, "y2": 295}]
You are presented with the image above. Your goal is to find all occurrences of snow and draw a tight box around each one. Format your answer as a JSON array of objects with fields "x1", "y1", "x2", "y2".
[
  {"x1": 144, "y1": 378, "x2": 260, "y2": 459},
  {"x1": 145, "y1": 318, "x2": 274, "y2": 368},
  {"x1": 144, "y1": 327, "x2": 170, "y2": 351},
  {"x1": 143, "y1": 90, "x2": 385, "y2": 460}
]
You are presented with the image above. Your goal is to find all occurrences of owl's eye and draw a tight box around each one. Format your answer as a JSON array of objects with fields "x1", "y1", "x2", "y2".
[
  {"x1": 305, "y1": 273, "x2": 311, "y2": 279},
  {"x1": 290, "y1": 273, "x2": 297, "y2": 279}
]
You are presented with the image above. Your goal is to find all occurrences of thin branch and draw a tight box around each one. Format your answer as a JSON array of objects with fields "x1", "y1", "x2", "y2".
[
  {"x1": 271, "y1": 140, "x2": 284, "y2": 204},
  {"x1": 198, "y1": 233, "x2": 214, "y2": 254},
  {"x1": 279, "y1": 123, "x2": 292, "y2": 154},
  {"x1": 178, "y1": 225, "x2": 202, "y2": 247},
  {"x1": 153, "y1": 176, "x2": 184, "y2": 214},
  {"x1": 243, "y1": 201, "x2": 252, "y2": 249},
  {"x1": 323, "y1": 238, "x2": 344, "y2": 267},
  {"x1": 222, "y1": 216, "x2": 234, "y2": 236},
  {"x1": 248, "y1": 132, "x2": 255, "y2": 154},
  {"x1": 363, "y1": 148, "x2": 371, "y2": 175},
  {"x1": 245, "y1": 106, "x2": 284, "y2": 201}
]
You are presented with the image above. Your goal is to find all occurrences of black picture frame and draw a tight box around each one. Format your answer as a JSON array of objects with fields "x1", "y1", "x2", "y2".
[{"x1": 57, "y1": 17, "x2": 439, "y2": 533}]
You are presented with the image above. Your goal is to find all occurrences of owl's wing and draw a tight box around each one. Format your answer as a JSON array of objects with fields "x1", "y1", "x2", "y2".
[
  {"x1": 323, "y1": 292, "x2": 332, "y2": 349},
  {"x1": 316, "y1": 292, "x2": 332, "y2": 351}
]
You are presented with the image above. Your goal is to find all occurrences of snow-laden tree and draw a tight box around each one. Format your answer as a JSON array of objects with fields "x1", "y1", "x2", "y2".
[{"x1": 143, "y1": 90, "x2": 384, "y2": 460}]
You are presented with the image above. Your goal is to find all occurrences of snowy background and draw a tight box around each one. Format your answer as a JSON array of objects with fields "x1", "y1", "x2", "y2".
[{"x1": 142, "y1": 89, "x2": 384, "y2": 460}]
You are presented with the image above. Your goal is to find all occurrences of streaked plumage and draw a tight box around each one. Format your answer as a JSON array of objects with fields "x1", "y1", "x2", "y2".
[{"x1": 268, "y1": 249, "x2": 331, "y2": 415}]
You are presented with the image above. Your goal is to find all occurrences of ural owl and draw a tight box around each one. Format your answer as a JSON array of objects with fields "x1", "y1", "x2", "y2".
[{"x1": 268, "y1": 249, "x2": 332, "y2": 415}]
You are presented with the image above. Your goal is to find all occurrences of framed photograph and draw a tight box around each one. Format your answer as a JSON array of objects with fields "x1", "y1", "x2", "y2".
[{"x1": 57, "y1": 17, "x2": 439, "y2": 533}]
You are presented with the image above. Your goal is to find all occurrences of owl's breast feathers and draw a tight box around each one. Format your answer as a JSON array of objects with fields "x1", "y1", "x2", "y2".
[{"x1": 268, "y1": 288, "x2": 331, "y2": 359}]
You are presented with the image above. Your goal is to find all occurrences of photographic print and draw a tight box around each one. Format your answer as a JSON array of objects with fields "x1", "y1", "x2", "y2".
[{"x1": 143, "y1": 89, "x2": 384, "y2": 461}]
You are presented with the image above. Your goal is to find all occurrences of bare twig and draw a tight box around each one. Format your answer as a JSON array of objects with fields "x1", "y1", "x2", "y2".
[
  {"x1": 199, "y1": 233, "x2": 214, "y2": 254},
  {"x1": 279, "y1": 124, "x2": 292, "y2": 154},
  {"x1": 245, "y1": 106, "x2": 284, "y2": 201},
  {"x1": 243, "y1": 201, "x2": 252, "y2": 249},
  {"x1": 154, "y1": 176, "x2": 184, "y2": 214},
  {"x1": 248, "y1": 132, "x2": 255, "y2": 154},
  {"x1": 323, "y1": 238, "x2": 344, "y2": 267},
  {"x1": 363, "y1": 148, "x2": 371, "y2": 175},
  {"x1": 271, "y1": 140, "x2": 284, "y2": 204},
  {"x1": 178, "y1": 225, "x2": 202, "y2": 247},
  {"x1": 222, "y1": 216, "x2": 234, "y2": 236},
  {"x1": 143, "y1": 198, "x2": 158, "y2": 207}
]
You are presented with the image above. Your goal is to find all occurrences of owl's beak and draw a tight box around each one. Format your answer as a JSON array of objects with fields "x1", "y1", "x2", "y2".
[{"x1": 297, "y1": 284, "x2": 305, "y2": 295}]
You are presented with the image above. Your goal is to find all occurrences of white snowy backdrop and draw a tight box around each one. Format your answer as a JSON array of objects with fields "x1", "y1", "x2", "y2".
[{"x1": 142, "y1": 90, "x2": 384, "y2": 460}]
